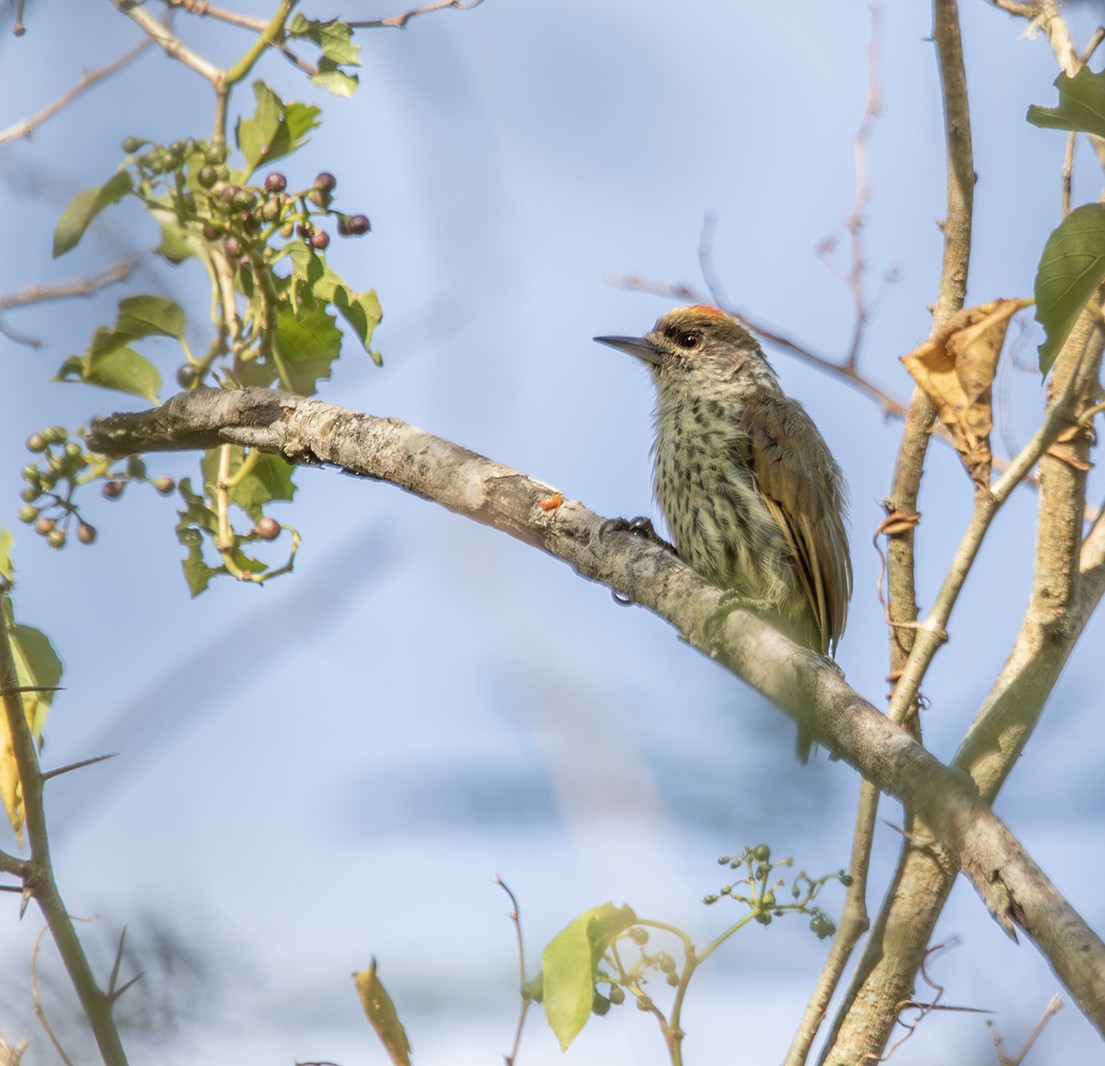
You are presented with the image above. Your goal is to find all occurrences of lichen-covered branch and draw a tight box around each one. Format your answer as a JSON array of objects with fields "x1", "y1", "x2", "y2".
[{"x1": 84, "y1": 386, "x2": 1105, "y2": 1035}]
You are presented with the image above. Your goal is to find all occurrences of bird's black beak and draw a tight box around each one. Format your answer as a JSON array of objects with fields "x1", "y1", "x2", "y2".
[{"x1": 593, "y1": 334, "x2": 662, "y2": 368}]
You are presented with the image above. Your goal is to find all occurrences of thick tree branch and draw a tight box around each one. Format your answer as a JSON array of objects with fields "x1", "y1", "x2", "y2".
[{"x1": 84, "y1": 386, "x2": 1105, "y2": 1035}]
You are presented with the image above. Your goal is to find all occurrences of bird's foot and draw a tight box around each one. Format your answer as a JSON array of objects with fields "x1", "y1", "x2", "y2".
[{"x1": 598, "y1": 515, "x2": 674, "y2": 552}]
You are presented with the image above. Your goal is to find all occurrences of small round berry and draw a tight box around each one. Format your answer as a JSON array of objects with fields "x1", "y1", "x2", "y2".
[
  {"x1": 26, "y1": 433, "x2": 47, "y2": 453},
  {"x1": 311, "y1": 230, "x2": 330, "y2": 251},
  {"x1": 629, "y1": 927, "x2": 649, "y2": 946},
  {"x1": 121, "y1": 136, "x2": 144, "y2": 154},
  {"x1": 17, "y1": 505, "x2": 39, "y2": 524},
  {"x1": 313, "y1": 171, "x2": 337, "y2": 193},
  {"x1": 296, "y1": 222, "x2": 314, "y2": 240},
  {"x1": 153, "y1": 476, "x2": 176, "y2": 496},
  {"x1": 77, "y1": 522, "x2": 97, "y2": 545},
  {"x1": 265, "y1": 172, "x2": 287, "y2": 193},
  {"x1": 198, "y1": 164, "x2": 219, "y2": 189},
  {"x1": 608, "y1": 986, "x2": 625, "y2": 1006},
  {"x1": 346, "y1": 214, "x2": 371, "y2": 236},
  {"x1": 19, "y1": 486, "x2": 39, "y2": 503},
  {"x1": 102, "y1": 480, "x2": 125, "y2": 500},
  {"x1": 46, "y1": 528, "x2": 67, "y2": 550},
  {"x1": 177, "y1": 364, "x2": 199, "y2": 389},
  {"x1": 751, "y1": 844, "x2": 771, "y2": 864},
  {"x1": 255, "y1": 517, "x2": 281, "y2": 541},
  {"x1": 202, "y1": 222, "x2": 220, "y2": 242},
  {"x1": 223, "y1": 235, "x2": 242, "y2": 259},
  {"x1": 35, "y1": 516, "x2": 57, "y2": 536}
]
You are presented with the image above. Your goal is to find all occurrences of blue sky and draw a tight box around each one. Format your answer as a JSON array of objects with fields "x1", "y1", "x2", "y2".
[{"x1": 2, "y1": 2, "x2": 1104, "y2": 1063}]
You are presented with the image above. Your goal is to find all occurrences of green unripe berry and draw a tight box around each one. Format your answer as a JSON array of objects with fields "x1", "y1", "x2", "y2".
[
  {"x1": 19, "y1": 486, "x2": 39, "y2": 503},
  {"x1": 153, "y1": 476, "x2": 176, "y2": 496},
  {"x1": 751, "y1": 844, "x2": 771, "y2": 864},
  {"x1": 591, "y1": 994, "x2": 610, "y2": 1017},
  {"x1": 121, "y1": 136, "x2": 144, "y2": 153},
  {"x1": 26, "y1": 433, "x2": 47, "y2": 453},
  {"x1": 607, "y1": 986, "x2": 625, "y2": 1005},
  {"x1": 46, "y1": 528, "x2": 67, "y2": 550},
  {"x1": 636, "y1": 995, "x2": 652, "y2": 1012},
  {"x1": 198, "y1": 164, "x2": 219, "y2": 188},
  {"x1": 17, "y1": 505, "x2": 39, "y2": 524},
  {"x1": 629, "y1": 927, "x2": 649, "y2": 946}
]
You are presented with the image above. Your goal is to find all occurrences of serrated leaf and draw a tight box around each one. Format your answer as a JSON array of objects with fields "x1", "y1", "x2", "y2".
[
  {"x1": 1027, "y1": 67, "x2": 1105, "y2": 138},
  {"x1": 57, "y1": 345, "x2": 161, "y2": 404},
  {"x1": 333, "y1": 286, "x2": 382, "y2": 358},
  {"x1": 177, "y1": 476, "x2": 219, "y2": 534},
  {"x1": 312, "y1": 64, "x2": 359, "y2": 98},
  {"x1": 354, "y1": 959, "x2": 411, "y2": 1066},
  {"x1": 1034, "y1": 203, "x2": 1105, "y2": 374},
  {"x1": 202, "y1": 447, "x2": 296, "y2": 521},
  {"x1": 116, "y1": 295, "x2": 186, "y2": 341},
  {"x1": 236, "y1": 81, "x2": 320, "y2": 172},
  {"x1": 289, "y1": 14, "x2": 361, "y2": 66},
  {"x1": 1, "y1": 617, "x2": 63, "y2": 841},
  {"x1": 53, "y1": 170, "x2": 133, "y2": 257},
  {"x1": 542, "y1": 904, "x2": 637, "y2": 1051},
  {"x1": 0, "y1": 529, "x2": 12, "y2": 582},
  {"x1": 181, "y1": 541, "x2": 218, "y2": 597},
  {"x1": 273, "y1": 299, "x2": 342, "y2": 394},
  {"x1": 153, "y1": 208, "x2": 197, "y2": 265}
]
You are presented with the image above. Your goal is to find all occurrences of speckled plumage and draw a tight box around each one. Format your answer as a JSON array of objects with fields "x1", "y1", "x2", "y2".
[{"x1": 599, "y1": 304, "x2": 851, "y2": 664}]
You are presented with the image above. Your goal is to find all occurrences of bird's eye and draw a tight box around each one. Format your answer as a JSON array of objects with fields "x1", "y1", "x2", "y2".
[{"x1": 676, "y1": 331, "x2": 703, "y2": 350}]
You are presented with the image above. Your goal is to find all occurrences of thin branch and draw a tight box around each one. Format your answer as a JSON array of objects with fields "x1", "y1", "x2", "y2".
[
  {"x1": 493, "y1": 876, "x2": 530, "y2": 1066},
  {"x1": 822, "y1": 1, "x2": 975, "y2": 1059},
  {"x1": 0, "y1": 584, "x2": 130, "y2": 1066},
  {"x1": 0, "y1": 261, "x2": 137, "y2": 313},
  {"x1": 987, "y1": 994, "x2": 1064, "y2": 1066},
  {"x1": 0, "y1": 39, "x2": 151, "y2": 145},
  {"x1": 109, "y1": 0, "x2": 222, "y2": 84},
  {"x1": 349, "y1": 0, "x2": 486, "y2": 30}
]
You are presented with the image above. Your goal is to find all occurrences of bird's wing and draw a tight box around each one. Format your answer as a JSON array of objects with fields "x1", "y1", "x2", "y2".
[{"x1": 738, "y1": 398, "x2": 851, "y2": 655}]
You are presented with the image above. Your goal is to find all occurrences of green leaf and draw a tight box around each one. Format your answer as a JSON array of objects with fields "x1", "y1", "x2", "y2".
[
  {"x1": 236, "y1": 81, "x2": 320, "y2": 172},
  {"x1": 1034, "y1": 203, "x2": 1105, "y2": 373},
  {"x1": 202, "y1": 447, "x2": 296, "y2": 521},
  {"x1": 312, "y1": 63, "x2": 359, "y2": 98},
  {"x1": 289, "y1": 14, "x2": 361, "y2": 66},
  {"x1": 1027, "y1": 67, "x2": 1105, "y2": 138},
  {"x1": 333, "y1": 286, "x2": 382, "y2": 361},
  {"x1": 177, "y1": 476, "x2": 219, "y2": 535},
  {"x1": 353, "y1": 959, "x2": 411, "y2": 1066},
  {"x1": 53, "y1": 170, "x2": 133, "y2": 257},
  {"x1": 116, "y1": 295, "x2": 186, "y2": 341},
  {"x1": 181, "y1": 540, "x2": 219, "y2": 597},
  {"x1": 153, "y1": 208, "x2": 197, "y2": 265},
  {"x1": 0, "y1": 528, "x2": 12, "y2": 582},
  {"x1": 542, "y1": 904, "x2": 637, "y2": 1051},
  {"x1": 57, "y1": 345, "x2": 162, "y2": 404},
  {"x1": 10, "y1": 624, "x2": 63, "y2": 736},
  {"x1": 273, "y1": 299, "x2": 342, "y2": 394}
]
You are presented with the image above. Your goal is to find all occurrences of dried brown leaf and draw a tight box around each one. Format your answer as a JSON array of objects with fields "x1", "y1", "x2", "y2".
[{"x1": 902, "y1": 299, "x2": 1029, "y2": 488}]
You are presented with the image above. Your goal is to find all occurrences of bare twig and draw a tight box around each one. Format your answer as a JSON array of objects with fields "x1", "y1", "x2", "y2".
[
  {"x1": 987, "y1": 994, "x2": 1064, "y2": 1066},
  {"x1": 349, "y1": 0, "x2": 486, "y2": 30},
  {"x1": 31, "y1": 929, "x2": 75, "y2": 1066},
  {"x1": 109, "y1": 0, "x2": 221, "y2": 84},
  {"x1": 0, "y1": 261, "x2": 137, "y2": 313},
  {"x1": 493, "y1": 876, "x2": 530, "y2": 1066},
  {"x1": 0, "y1": 40, "x2": 151, "y2": 145}
]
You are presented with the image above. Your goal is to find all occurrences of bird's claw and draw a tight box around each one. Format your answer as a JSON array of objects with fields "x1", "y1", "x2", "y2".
[{"x1": 598, "y1": 516, "x2": 674, "y2": 552}]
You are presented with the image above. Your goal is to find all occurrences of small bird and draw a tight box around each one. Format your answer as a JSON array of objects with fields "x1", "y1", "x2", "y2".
[{"x1": 595, "y1": 305, "x2": 852, "y2": 758}]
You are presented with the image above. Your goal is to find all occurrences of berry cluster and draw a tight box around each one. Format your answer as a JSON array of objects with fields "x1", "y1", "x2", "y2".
[{"x1": 17, "y1": 429, "x2": 175, "y2": 551}]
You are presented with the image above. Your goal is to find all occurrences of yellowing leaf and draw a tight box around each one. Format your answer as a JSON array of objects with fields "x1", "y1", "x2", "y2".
[
  {"x1": 902, "y1": 299, "x2": 1029, "y2": 488},
  {"x1": 0, "y1": 606, "x2": 63, "y2": 842},
  {"x1": 353, "y1": 958, "x2": 411, "y2": 1066}
]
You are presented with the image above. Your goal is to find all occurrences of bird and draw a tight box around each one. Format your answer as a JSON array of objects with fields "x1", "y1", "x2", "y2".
[{"x1": 595, "y1": 305, "x2": 852, "y2": 759}]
